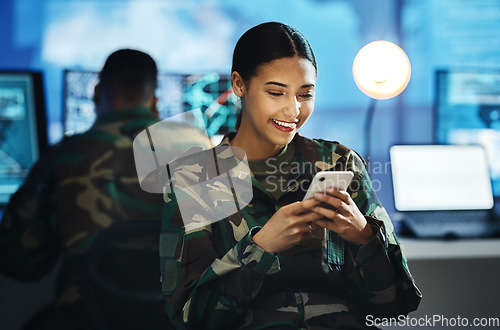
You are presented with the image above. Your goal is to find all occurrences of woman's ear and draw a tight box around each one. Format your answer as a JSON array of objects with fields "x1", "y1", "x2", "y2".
[{"x1": 231, "y1": 71, "x2": 245, "y2": 97}]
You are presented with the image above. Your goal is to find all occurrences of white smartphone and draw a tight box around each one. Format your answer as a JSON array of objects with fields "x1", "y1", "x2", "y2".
[{"x1": 302, "y1": 171, "x2": 354, "y2": 200}]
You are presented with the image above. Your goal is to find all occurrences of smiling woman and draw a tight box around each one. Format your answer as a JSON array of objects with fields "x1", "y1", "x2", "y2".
[
  {"x1": 160, "y1": 21, "x2": 422, "y2": 329},
  {"x1": 230, "y1": 56, "x2": 317, "y2": 159}
]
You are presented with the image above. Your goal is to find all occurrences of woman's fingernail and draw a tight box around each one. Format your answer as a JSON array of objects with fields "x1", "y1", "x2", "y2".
[{"x1": 315, "y1": 192, "x2": 324, "y2": 198}]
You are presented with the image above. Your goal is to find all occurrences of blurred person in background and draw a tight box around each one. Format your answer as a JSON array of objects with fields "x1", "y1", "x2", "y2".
[{"x1": 0, "y1": 49, "x2": 165, "y2": 329}]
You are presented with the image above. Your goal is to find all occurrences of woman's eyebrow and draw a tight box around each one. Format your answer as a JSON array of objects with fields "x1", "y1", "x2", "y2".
[
  {"x1": 264, "y1": 81, "x2": 315, "y2": 88},
  {"x1": 265, "y1": 81, "x2": 287, "y2": 87}
]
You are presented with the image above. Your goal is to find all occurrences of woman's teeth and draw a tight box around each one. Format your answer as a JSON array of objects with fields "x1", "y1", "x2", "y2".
[{"x1": 272, "y1": 119, "x2": 296, "y2": 128}]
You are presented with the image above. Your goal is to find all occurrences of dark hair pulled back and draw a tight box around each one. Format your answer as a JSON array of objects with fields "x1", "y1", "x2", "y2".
[{"x1": 231, "y1": 22, "x2": 317, "y2": 83}]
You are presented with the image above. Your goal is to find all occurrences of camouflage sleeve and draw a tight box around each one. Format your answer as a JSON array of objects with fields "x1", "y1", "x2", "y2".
[
  {"x1": 0, "y1": 151, "x2": 61, "y2": 280},
  {"x1": 161, "y1": 191, "x2": 280, "y2": 329},
  {"x1": 343, "y1": 150, "x2": 422, "y2": 317}
]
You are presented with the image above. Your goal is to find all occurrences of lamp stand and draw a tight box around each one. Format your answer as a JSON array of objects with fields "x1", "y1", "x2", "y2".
[{"x1": 364, "y1": 98, "x2": 377, "y2": 164}]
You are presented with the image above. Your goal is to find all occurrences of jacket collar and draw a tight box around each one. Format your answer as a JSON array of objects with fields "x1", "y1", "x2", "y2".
[{"x1": 219, "y1": 132, "x2": 345, "y2": 172}]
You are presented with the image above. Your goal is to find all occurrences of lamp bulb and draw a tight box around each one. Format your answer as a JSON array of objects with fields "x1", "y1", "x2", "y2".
[{"x1": 353, "y1": 40, "x2": 411, "y2": 100}]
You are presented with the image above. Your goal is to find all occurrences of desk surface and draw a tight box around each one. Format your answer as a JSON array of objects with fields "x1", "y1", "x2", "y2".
[{"x1": 399, "y1": 237, "x2": 500, "y2": 260}]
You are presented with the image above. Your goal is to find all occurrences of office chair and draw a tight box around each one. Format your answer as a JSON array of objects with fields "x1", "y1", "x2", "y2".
[{"x1": 81, "y1": 220, "x2": 172, "y2": 330}]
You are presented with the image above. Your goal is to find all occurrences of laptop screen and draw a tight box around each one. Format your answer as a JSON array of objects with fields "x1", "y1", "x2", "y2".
[{"x1": 390, "y1": 145, "x2": 494, "y2": 211}]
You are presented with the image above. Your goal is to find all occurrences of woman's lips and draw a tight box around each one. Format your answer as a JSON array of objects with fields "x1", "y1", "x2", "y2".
[{"x1": 272, "y1": 119, "x2": 297, "y2": 132}]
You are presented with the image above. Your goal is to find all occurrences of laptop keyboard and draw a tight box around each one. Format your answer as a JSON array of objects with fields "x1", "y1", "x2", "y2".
[{"x1": 407, "y1": 210, "x2": 491, "y2": 225}]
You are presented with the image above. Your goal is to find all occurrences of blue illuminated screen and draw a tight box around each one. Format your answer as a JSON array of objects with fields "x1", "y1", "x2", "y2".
[
  {"x1": 0, "y1": 71, "x2": 47, "y2": 206},
  {"x1": 435, "y1": 69, "x2": 500, "y2": 195}
]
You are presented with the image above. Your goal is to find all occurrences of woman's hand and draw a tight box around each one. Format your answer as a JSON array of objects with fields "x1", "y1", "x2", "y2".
[
  {"x1": 312, "y1": 187, "x2": 374, "y2": 244},
  {"x1": 252, "y1": 198, "x2": 323, "y2": 254}
]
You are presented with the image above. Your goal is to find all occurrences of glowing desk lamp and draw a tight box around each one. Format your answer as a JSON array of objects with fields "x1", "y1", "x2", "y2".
[{"x1": 352, "y1": 40, "x2": 411, "y2": 162}]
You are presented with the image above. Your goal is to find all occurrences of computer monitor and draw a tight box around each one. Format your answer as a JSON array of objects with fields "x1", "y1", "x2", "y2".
[
  {"x1": 0, "y1": 71, "x2": 48, "y2": 206},
  {"x1": 63, "y1": 70, "x2": 237, "y2": 138},
  {"x1": 434, "y1": 68, "x2": 500, "y2": 195}
]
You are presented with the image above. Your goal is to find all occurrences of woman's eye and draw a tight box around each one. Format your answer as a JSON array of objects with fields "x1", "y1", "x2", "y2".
[
  {"x1": 267, "y1": 91, "x2": 284, "y2": 96},
  {"x1": 299, "y1": 93, "x2": 313, "y2": 99}
]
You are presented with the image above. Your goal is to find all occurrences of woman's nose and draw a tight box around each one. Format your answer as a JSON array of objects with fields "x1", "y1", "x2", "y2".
[{"x1": 285, "y1": 97, "x2": 300, "y2": 119}]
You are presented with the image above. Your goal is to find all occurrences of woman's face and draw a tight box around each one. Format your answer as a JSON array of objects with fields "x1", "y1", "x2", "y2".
[{"x1": 233, "y1": 56, "x2": 317, "y2": 150}]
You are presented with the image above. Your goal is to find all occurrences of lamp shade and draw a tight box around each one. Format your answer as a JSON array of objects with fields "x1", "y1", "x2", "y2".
[{"x1": 352, "y1": 41, "x2": 411, "y2": 100}]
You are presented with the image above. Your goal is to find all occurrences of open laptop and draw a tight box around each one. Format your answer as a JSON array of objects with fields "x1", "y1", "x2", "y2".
[{"x1": 389, "y1": 144, "x2": 500, "y2": 238}]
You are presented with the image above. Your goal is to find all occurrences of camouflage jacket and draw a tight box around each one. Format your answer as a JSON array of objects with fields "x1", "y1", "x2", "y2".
[
  {"x1": 0, "y1": 107, "x2": 164, "y2": 329},
  {"x1": 161, "y1": 133, "x2": 422, "y2": 329}
]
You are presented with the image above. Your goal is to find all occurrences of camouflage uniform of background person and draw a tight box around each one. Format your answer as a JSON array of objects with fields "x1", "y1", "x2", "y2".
[
  {"x1": 161, "y1": 22, "x2": 422, "y2": 329},
  {"x1": 0, "y1": 49, "x2": 164, "y2": 330}
]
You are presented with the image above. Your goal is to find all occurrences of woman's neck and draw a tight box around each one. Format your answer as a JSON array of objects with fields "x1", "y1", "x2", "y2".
[{"x1": 230, "y1": 130, "x2": 284, "y2": 161}]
